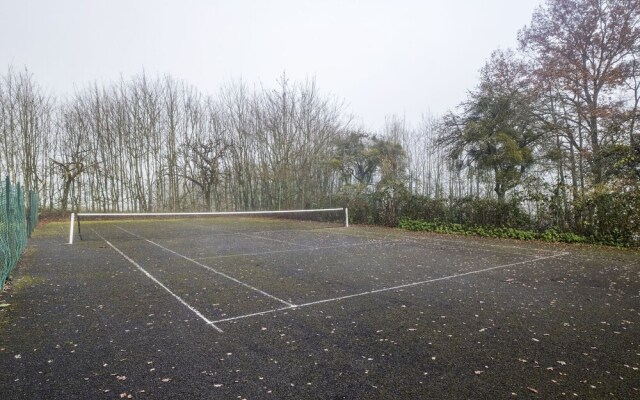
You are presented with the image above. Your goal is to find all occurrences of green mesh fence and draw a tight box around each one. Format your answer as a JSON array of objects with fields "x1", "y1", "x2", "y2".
[{"x1": 1, "y1": 176, "x2": 38, "y2": 290}]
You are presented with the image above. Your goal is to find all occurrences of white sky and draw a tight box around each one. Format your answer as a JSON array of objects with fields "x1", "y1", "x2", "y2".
[{"x1": 1, "y1": 0, "x2": 542, "y2": 130}]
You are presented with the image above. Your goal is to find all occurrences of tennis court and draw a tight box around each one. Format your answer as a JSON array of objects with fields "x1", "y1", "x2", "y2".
[
  {"x1": 71, "y1": 211, "x2": 566, "y2": 333},
  {"x1": 1, "y1": 211, "x2": 639, "y2": 398}
]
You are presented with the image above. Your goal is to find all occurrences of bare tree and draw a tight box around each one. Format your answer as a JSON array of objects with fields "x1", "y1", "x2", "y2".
[{"x1": 519, "y1": 0, "x2": 640, "y2": 183}]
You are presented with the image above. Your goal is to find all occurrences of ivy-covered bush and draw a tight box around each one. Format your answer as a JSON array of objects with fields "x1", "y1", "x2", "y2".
[
  {"x1": 399, "y1": 219, "x2": 589, "y2": 244},
  {"x1": 339, "y1": 184, "x2": 638, "y2": 247},
  {"x1": 575, "y1": 187, "x2": 640, "y2": 247}
]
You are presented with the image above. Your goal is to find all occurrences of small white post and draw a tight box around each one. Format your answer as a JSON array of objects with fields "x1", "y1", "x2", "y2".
[
  {"x1": 68, "y1": 213, "x2": 75, "y2": 244},
  {"x1": 344, "y1": 208, "x2": 349, "y2": 228}
]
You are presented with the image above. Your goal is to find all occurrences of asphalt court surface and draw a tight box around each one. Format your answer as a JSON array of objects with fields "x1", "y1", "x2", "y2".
[
  {"x1": 86, "y1": 220, "x2": 558, "y2": 324},
  {"x1": 1, "y1": 219, "x2": 638, "y2": 399}
]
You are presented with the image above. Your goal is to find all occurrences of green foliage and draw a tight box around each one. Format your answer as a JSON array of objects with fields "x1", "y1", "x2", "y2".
[
  {"x1": 540, "y1": 228, "x2": 586, "y2": 244},
  {"x1": 595, "y1": 144, "x2": 640, "y2": 183},
  {"x1": 448, "y1": 196, "x2": 531, "y2": 228},
  {"x1": 441, "y1": 50, "x2": 539, "y2": 202},
  {"x1": 332, "y1": 131, "x2": 410, "y2": 227},
  {"x1": 397, "y1": 195, "x2": 449, "y2": 222},
  {"x1": 332, "y1": 132, "x2": 383, "y2": 192},
  {"x1": 331, "y1": 117, "x2": 638, "y2": 248},
  {"x1": 399, "y1": 219, "x2": 588, "y2": 244},
  {"x1": 344, "y1": 188, "x2": 637, "y2": 247},
  {"x1": 574, "y1": 186, "x2": 640, "y2": 247}
]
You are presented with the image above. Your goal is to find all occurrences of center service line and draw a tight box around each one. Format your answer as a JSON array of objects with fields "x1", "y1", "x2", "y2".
[
  {"x1": 115, "y1": 226, "x2": 296, "y2": 308},
  {"x1": 93, "y1": 230, "x2": 224, "y2": 333}
]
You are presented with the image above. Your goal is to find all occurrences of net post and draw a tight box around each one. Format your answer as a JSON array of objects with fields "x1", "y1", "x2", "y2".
[
  {"x1": 344, "y1": 207, "x2": 349, "y2": 228},
  {"x1": 68, "y1": 213, "x2": 75, "y2": 244}
]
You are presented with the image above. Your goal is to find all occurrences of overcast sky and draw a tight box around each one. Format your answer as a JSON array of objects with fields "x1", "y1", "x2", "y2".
[{"x1": 1, "y1": 0, "x2": 542, "y2": 130}]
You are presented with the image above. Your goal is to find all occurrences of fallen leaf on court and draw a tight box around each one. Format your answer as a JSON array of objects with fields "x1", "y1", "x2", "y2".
[{"x1": 527, "y1": 386, "x2": 538, "y2": 393}]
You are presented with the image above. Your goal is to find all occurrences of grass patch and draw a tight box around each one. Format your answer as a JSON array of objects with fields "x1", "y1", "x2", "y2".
[
  {"x1": 32, "y1": 220, "x2": 70, "y2": 238},
  {"x1": 11, "y1": 274, "x2": 46, "y2": 292},
  {"x1": 0, "y1": 273, "x2": 45, "y2": 336}
]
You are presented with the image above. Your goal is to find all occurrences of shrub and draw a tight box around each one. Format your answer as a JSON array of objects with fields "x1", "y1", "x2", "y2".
[
  {"x1": 400, "y1": 219, "x2": 588, "y2": 244},
  {"x1": 575, "y1": 187, "x2": 640, "y2": 247}
]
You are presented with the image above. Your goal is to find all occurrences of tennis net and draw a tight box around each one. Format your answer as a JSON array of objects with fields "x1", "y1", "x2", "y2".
[{"x1": 68, "y1": 208, "x2": 349, "y2": 244}]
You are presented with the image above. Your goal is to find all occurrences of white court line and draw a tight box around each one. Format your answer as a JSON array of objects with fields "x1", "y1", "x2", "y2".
[
  {"x1": 234, "y1": 226, "x2": 345, "y2": 236},
  {"x1": 93, "y1": 230, "x2": 224, "y2": 333},
  {"x1": 235, "y1": 231, "x2": 315, "y2": 249},
  {"x1": 115, "y1": 226, "x2": 295, "y2": 307},
  {"x1": 211, "y1": 306, "x2": 296, "y2": 323},
  {"x1": 210, "y1": 251, "x2": 569, "y2": 325},
  {"x1": 194, "y1": 239, "x2": 398, "y2": 261},
  {"x1": 200, "y1": 232, "x2": 553, "y2": 260},
  {"x1": 250, "y1": 227, "x2": 558, "y2": 257}
]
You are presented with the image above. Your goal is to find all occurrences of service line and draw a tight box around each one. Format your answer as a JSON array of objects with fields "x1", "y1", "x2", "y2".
[{"x1": 211, "y1": 251, "x2": 569, "y2": 325}]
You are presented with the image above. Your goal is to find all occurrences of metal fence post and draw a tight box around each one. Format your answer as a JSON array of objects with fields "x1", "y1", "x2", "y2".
[
  {"x1": 26, "y1": 189, "x2": 31, "y2": 238},
  {"x1": 4, "y1": 176, "x2": 8, "y2": 219}
]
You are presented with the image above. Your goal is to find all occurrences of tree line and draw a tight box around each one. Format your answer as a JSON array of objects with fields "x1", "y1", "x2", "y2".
[
  {"x1": 1, "y1": 0, "x2": 638, "y2": 245},
  {"x1": 432, "y1": 0, "x2": 640, "y2": 245},
  {"x1": 1, "y1": 72, "x2": 351, "y2": 212}
]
